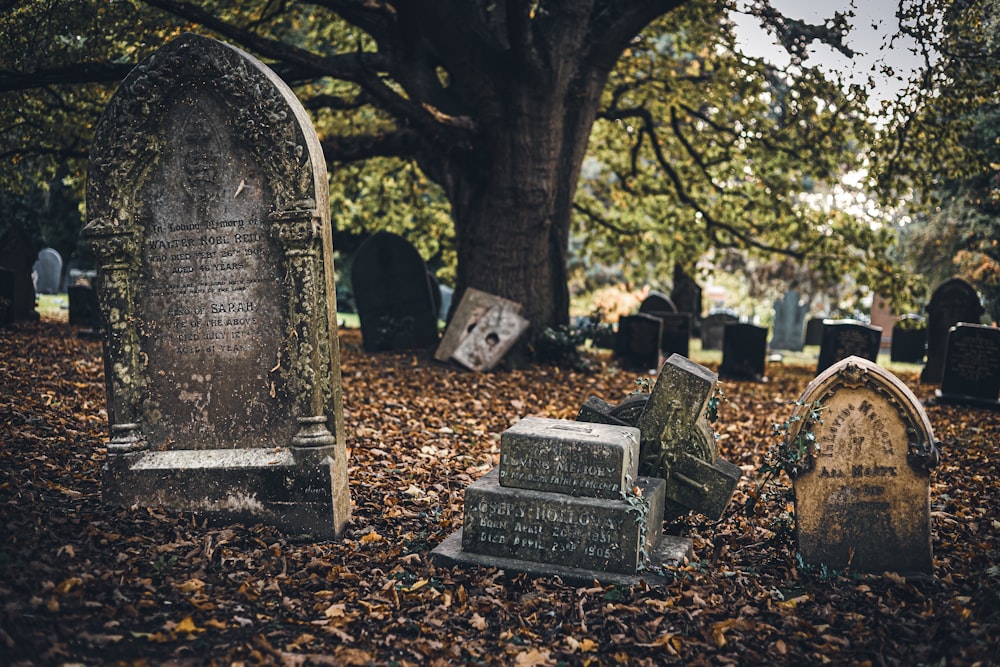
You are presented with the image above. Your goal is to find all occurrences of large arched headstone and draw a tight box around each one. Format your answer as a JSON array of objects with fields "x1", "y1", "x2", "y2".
[{"x1": 84, "y1": 34, "x2": 350, "y2": 538}]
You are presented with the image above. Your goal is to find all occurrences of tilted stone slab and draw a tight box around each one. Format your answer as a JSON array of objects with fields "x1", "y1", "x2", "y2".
[
  {"x1": 637, "y1": 353, "x2": 717, "y2": 453},
  {"x1": 499, "y1": 417, "x2": 639, "y2": 500},
  {"x1": 462, "y1": 470, "x2": 665, "y2": 575}
]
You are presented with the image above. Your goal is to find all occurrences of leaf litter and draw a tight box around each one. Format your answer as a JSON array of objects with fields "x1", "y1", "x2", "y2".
[{"x1": 0, "y1": 321, "x2": 998, "y2": 665}]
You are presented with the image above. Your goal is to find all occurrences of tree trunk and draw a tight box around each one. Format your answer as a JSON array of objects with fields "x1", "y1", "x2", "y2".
[{"x1": 434, "y1": 70, "x2": 607, "y2": 333}]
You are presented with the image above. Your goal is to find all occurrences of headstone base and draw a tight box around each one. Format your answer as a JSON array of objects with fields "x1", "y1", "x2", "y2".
[
  {"x1": 103, "y1": 446, "x2": 348, "y2": 539},
  {"x1": 431, "y1": 529, "x2": 693, "y2": 586},
  {"x1": 932, "y1": 389, "x2": 1000, "y2": 411}
]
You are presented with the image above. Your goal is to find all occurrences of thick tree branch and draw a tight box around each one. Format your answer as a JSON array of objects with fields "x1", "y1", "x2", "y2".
[
  {"x1": 0, "y1": 63, "x2": 134, "y2": 93},
  {"x1": 573, "y1": 201, "x2": 643, "y2": 235},
  {"x1": 320, "y1": 128, "x2": 424, "y2": 162}
]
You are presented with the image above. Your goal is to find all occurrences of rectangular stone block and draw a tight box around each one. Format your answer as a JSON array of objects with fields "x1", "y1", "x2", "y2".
[
  {"x1": 638, "y1": 353, "x2": 717, "y2": 446},
  {"x1": 462, "y1": 470, "x2": 665, "y2": 575},
  {"x1": 665, "y1": 452, "x2": 742, "y2": 521},
  {"x1": 499, "y1": 417, "x2": 639, "y2": 499}
]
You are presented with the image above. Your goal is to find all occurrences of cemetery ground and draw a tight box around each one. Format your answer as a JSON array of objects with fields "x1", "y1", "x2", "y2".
[{"x1": 2, "y1": 321, "x2": 998, "y2": 666}]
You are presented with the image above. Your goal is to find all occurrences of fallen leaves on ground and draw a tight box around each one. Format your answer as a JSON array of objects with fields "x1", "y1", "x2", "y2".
[{"x1": 1, "y1": 321, "x2": 998, "y2": 665}]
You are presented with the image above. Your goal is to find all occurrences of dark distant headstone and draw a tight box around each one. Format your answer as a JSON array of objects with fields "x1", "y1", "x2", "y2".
[
  {"x1": 670, "y1": 268, "x2": 702, "y2": 335},
  {"x1": 719, "y1": 323, "x2": 768, "y2": 382},
  {"x1": 804, "y1": 317, "x2": 825, "y2": 346},
  {"x1": 68, "y1": 284, "x2": 96, "y2": 327},
  {"x1": 84, "y1": 33, "x2": 350, "y2": 538},
  {"x1": 32, "y1": 247, "x2": 62, "y2": 295},
  {"x1": 770, "y1": 289, "x2": 808, "y2": 351},
  {"x1": 890, "y1": 315, "x2": 926, "y2": 363},
  {"x1": 658, "y1": 312, "x2": 692, "y2": 357},
  {"x1": 352, "y1": 231, "x2": 439, "y2": 353},
  {"x1": 921, "y1": 278, "x2": 985, "y2": 384},
  {"x1": 700, "y1": 311, "x2": 738, "y2": 350},
  {"x1": 614, "y1": 314, "x2": 662, "y2": 371},
  {"x1": 816, "y1": 319, "x2": 882, "y2": 374},
  {"x1": 788, "y1": 357, "x2": 939, "y2": 575},
  {"x1": 638, "y1": 290, "x2": 676, "y2": 316},
  {"x1": 0, "y1": 268, "x2": 14, "y2": 325},
  {"x1": 935, "y1": 324, "x2": 1000, "y2": 409},
  {"x1": 0, "y1": 224, "x2": 39, "y2": 322}
]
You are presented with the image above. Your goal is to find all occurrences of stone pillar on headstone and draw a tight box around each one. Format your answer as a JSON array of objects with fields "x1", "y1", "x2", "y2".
[{"x1": 787, "y1": 356, "x2": 939, "y2": 575}]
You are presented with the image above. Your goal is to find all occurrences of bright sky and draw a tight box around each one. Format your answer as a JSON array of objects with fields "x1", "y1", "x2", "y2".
[{"x1": 730, "y1": 1, "x2": 927, "y2": 110}]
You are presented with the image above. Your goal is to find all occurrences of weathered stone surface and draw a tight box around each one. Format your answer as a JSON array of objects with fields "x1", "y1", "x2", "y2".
[
  {"x1": 84, "y1": 33, "x2": 350, "y2": 538},
  {"x1": 816, "y1": 319, "x2": 882, "y2": 374},
  {"x1": 576, "y1": 396, "x2": 630, "y2": 427},
  {"x1": 499, "y1": 417, "x2": 639, "y2": 500},
  {"x1": 788, "y1": 356, "x2": 939, "y2": 575},
  {"x1": 719, "y1": 322, "x2": 768, "y2": 382},
  {"x1": 432, "y1": 529, "x2": 692, "y2": 586},
  {"x1": 936, "y1": 323, "x2": 1000, "y2": 408},
  {"x1": 461, "y1": 470, "x2": 665, "y2": 575},
  {"x1": 638, "y1": 354, "x2": 716, "y2": 449},
  {"x1": 451, "y1": 298, "x2": 529, "y2": 372},
  {"x1": 435, "y1": 288, "x2": 524, "y2": 364},
  {"x1": 921, "y1": 278, "x2": 984, "y2": 384},
  {"x1": 351, "y1": 231, "x2": 439, "y2": 353}
]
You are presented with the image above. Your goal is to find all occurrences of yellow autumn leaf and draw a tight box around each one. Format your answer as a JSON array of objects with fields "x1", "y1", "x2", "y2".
[
  {"x1": 402, "y1": 578, "x2": 429, "y2": 592},
  {"x1": 174, "y1": 616, "x2": 204, "y2": 634},
  {"x1": 515, "y1": 648, "x2": 553, "y2": 667},
  {"x1": 360, "y1": 531, "x2": 384, "y2": 544},
  {"x1": 175, "y1": 578, "x2": 205, "y2": 594}
]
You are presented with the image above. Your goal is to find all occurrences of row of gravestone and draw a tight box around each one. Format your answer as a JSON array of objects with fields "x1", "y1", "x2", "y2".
[{"x1": 79, "y1": 35, "x2": 946, "y2": 583}]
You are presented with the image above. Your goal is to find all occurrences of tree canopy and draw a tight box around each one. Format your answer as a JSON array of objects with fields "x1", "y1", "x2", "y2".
[{"x1": 0, "y1": 0, "x2": 976, "y2": 328}]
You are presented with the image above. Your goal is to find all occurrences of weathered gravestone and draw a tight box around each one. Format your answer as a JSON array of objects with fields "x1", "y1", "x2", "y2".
[
  {"x1": 718, "y1": 322, "x2": 768, "y2": 382},
  {"x1": 921, "y1": 278, "x2": 984, "y2": 384},
  {"x1": 432, "y1": 417, "x2": 687, "y2": 584},
  {"x1": 32, "y1": 247, "x2": 62, "y2": 295},
  {"x1": 700, "y1": 311, "x2": 738, "y2": 351},
  {"x1": 935, "y1": 324, "x2": 1000, "y2": 409},
  {"x1": 435, "y1": 288, "x2": 527, "y2": 370},
  {"x1": 804, "y1": 316, "x2": 826, "y2": 347},
  {"x1": 787, "y1": 356, "x2": 939, "y2": 575},
  {"x1": 84, "y1": 34, "x2": 350, "y2": 538},
  {"x1": 578, "y1": 354, "x2": 742, "y2": 522},
  {"x1": 891, "y1": 314, "x2": 926, "y2": 363},
  {"x1": 770, "y1": 289, "x2": 808, "y2": 351},
  {"x1": 816, "y1": 319, "x2": 882, "y2": 374},
  {"x1": 614, "y1": 313, "x2": 662, "y2": 371},
  {"x1": 352, "y1": 231, "x2": 439, "y2": 353}
]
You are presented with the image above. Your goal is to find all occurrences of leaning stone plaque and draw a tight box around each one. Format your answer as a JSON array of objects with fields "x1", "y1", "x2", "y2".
[
  {"x1": 787, "y1": 356, "x2": 939, "y2": 575},
  {"x1": 935, "y1": 323, "x2": 1000, "y2": 409},
  {"x1": 84, "y1": 34, "x2": 350, "y2": 538},
  {"x1": 435, "y1": 288, "x2": 524, "y2": 364},
  {"x1": 451, "y1": 299, "x2": 529, "y2": 372}
]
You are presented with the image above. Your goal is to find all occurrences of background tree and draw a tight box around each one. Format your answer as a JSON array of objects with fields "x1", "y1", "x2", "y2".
[
  {"x1": 872, "y1": 0, "x2": 1000, "y2": 319},
  {"x1": 2, "y1": 0, "x2": 908, "y2": 331}
]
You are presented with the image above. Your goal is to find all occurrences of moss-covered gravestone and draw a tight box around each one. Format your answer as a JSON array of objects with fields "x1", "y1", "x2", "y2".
[
  {"x1": 787, "y1": 357, "x2": 939, "y2": 575},
  {"x1": 84, "y1": 34, "x2": 350, "y2": 538}
]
